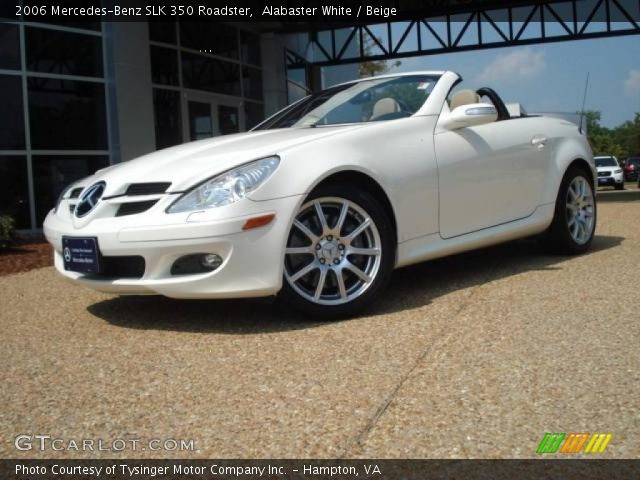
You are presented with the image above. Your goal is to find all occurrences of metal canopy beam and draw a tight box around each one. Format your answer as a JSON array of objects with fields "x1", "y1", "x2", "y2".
[{"x1": 285, "y1": 0, "x2": 640, "y2": 68}]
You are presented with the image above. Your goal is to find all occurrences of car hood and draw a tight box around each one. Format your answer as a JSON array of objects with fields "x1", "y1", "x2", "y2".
[
  {"x1": 86, "y1": 125, "x2": 368, "y2": 196},
  {"x1": 595, "y1": 165, "x2": 617, "y2": 171}
]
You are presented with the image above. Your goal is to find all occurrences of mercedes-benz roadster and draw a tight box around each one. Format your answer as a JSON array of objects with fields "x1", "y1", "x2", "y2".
[{"x1": 44, "y1": 71, "x2": 596, "y2": 317}]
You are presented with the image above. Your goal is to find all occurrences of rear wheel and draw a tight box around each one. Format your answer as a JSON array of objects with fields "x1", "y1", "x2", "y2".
[
  {"x1": 543, "y1": 167, "x2": 596, "y2": 254},
  {"x1": 280, "y1": 184, "x2": 394, "y2": 318}
]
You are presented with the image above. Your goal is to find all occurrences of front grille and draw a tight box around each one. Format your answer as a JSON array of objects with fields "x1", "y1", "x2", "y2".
[
  {"x1": 598, "y1": 171, "x2": 611, "y2": 177},
  {"x1": 99, "y1": 256, "x2": 145, "y2": 279},
  {"x1": 69, "y1": 187, "x2": 84, "y2": 198},
  {"x1": 116, "y1": 200, "x2": 158, "y2": 217},
  {"x1": 125, "y1": 182, "x2": 171, "y2": 196}
]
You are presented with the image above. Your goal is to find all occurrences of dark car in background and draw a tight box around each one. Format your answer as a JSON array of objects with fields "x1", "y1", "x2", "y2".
[{"x1": 623, "y1": 157, "x2": 640, "y2": 181}]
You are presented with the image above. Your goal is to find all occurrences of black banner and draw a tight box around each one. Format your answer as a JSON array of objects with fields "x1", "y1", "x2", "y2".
[
  {"x1": 3, "y1": 0, "x2": 640, "y2": 23},
  {"x1": 2, "y1": 459, "x2": 640, "y2": 480}
]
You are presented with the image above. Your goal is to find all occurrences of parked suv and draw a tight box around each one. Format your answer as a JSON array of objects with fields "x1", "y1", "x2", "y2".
[
  {"x1": 623, "y1": 157, "x2": 640, "y2": 181},
  {"x1": 595, "y1": 155, "x2": 624, "y2": 190}
]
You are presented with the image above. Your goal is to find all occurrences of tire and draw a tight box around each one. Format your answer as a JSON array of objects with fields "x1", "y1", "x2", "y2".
[
  {"x1": 615, "y1": 182, "x2": 624, "y2": 190},
  {"x1": 543, "y1": 166, "x2": 597, "y2": 254},
  {"x1": 279, "y1": 184, "x2": 395, "y2": 319}
]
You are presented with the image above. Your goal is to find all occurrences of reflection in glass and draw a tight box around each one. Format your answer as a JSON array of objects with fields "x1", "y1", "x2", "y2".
[
  {"x1": 150, "y1": 46, "x2": 179, "y2": 85},
  {"x1": 240, "y1": 30, "x2": 261, "y2": 66},
  {"x1": 153, "y1": 88, "x2": 182, "y2": 149},
  {"x1": 26, "y1": 26, "x2": 103, "y2": 77},
  {"x1": 244, "y1": 102, "x2": 265, "y2": 130},
  {"x1": 241, "y1": 66, "x2": 263, "y2": 100},
  {"x1": 28, "y1": 77, "x2": 107, "y2": 149},
  {"x1": 218, "y1": 105, "x2": 239, "y2": 135},
  {"x1": 149, "y1": 22, "x2": 176, "y2": 44},
  {"x1": 188, "y1": 101, "x2": 213, "y2": 141},
  {"x1": 181, "y1": 52, "x2": 240, "y2": 96},
  {"x1": 0, "y1": 75, "x2": 26, "y2": 149},
  {"x1": 0, "y1": 156, "x2": 31, "y2": 229},
  {"x1": 0, "y1": 23, "x2": 20, "y2": 70}
]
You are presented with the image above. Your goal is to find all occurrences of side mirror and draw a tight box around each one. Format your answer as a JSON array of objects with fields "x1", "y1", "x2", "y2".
[{"x1": 442, "y1": 102, "x2": 498, "y2": 130}]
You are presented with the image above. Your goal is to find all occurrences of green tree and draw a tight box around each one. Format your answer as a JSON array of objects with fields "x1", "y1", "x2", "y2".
[
  {"x1": 582, "y1": 110, "x2": 640, "y2": 159},
  {"x1": 358, "y1": 35, "x2": 401, "y2": 78}
]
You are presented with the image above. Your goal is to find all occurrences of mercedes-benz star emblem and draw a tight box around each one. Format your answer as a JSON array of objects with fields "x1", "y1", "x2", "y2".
[{"x1": 75, "y1": 182, "x2": 106, "y2": 218}]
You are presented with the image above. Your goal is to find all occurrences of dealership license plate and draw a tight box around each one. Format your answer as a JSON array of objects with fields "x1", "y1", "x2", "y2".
[
  {"x1": 598, "y1": 178, "x2": 607, "y2": 183},
  {"x1": 62, "y1": 237, "x2": 101, "y2": 274}
]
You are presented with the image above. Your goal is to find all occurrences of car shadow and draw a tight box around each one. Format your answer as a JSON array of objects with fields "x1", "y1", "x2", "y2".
[{"x1": 88, "y1": 234, "x2": 623, "y2": 334}]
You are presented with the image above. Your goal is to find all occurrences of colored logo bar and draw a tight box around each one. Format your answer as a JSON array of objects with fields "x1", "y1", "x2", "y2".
[{"x1": 537, "y1": 433, "x2": 612, "y2": 454}]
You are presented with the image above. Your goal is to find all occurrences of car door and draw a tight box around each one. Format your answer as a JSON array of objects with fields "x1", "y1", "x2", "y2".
[{"x1": 434, "y1": 116, "x2": 550, "y2": 239}]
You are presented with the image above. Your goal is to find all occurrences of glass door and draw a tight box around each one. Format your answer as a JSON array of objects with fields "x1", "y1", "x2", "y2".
[{"x1": 184, "y1": 93, "x2": 242, "y2": 142}]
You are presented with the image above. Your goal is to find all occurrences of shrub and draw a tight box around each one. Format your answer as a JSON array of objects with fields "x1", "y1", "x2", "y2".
[{"x1": 0, "y1": 214, "x2": 16, "y2": 250}]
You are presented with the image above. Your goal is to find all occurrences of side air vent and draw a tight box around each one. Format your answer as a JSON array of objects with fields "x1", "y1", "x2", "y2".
[
  {"x1": 116, "y1": 200, "x2": 158, "y2": 217},
  {"x1": 125, "y1": 182, "x2": 171, "y2": 196},
  {"x1": 69, "y1": 187, "x2": 84, "y2": 199}
]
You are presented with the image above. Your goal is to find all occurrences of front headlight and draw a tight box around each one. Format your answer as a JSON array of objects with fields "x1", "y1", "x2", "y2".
[
  {"x1": 167, "y1": 156, "x2": 280, "y2": 213},
  {"x1": 614, "y1": 168, "x2": 623, "y2": 174}
]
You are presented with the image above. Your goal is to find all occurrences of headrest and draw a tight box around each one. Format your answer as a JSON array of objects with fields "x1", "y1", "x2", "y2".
[{"x1": 450, "y1": 89, "x2": 481, "y2": 110}]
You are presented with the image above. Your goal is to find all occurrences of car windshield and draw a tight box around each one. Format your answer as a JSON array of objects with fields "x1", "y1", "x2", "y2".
[
  {"x1": 255, "y1": 74, "x2": 441, "y2": 130},
  {"x1": 595, "y1": 157, "x2": 617, "y2": 167}
]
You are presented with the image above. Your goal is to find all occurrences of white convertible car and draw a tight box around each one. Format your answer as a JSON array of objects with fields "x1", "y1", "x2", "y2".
[{"x1": 44, "y1": 71, "x2": 597, "y2": 317}]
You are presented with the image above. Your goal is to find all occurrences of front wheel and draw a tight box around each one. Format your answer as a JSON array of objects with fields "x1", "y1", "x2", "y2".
[
  {"x1": 280, "y1": 185, "x2": 395, "y2": 319},
  {"x1": 543, "y1": 166, "x2": 597, "y2": 254}
]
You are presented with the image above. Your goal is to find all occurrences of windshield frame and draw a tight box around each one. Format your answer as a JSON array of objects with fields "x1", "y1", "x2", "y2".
[
  {"x1": 253, "y1": 73, "x2": 443, "y2": 130},
  {"x1": 594, "y1": 156, "x2": 618, "y2": 167}
]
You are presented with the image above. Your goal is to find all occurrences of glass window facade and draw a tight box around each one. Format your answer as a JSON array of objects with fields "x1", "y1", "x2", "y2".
[
  {"x1": 181, "y1": 52, "x2": 240, "y2": 95},
  {"x1": 150, "y1": 46, "x2": 179, "y2": 86},
  {"x1": 153, "y1": 89, "x2": 182, "y2": 149},
  {"x1": 0, "y1": 156, "x2": 31, "y2": 229},
  {"x1": 0, "y1": 22, "x2": 109, "y2": 230},
  {"x1": 0, "y1": 21, "x2": 274, "y2": 231},
  {"x1": 28, "y1": 77, "x2": 107, "y2": 150},
  {"x1": 150, "y1": 23, "x2": 265, "y2": 150},
  {"x1": 0, "y1": 23, "x2": 20, "y2": 70},
  {"x1": 26, "y1": 27, "x2": 103, "y2": 77},
  {"x1": 0, "y1": 75, "x2": 26, "y2": 149}
]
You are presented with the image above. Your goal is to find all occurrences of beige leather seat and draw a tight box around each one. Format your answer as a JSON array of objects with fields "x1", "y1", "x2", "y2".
[
  {"x1": 449, "y1": 89, "x2": 481, "y2": 110},
  {"x1": 370, "y1": 97, "x2": 401, "y2": 120}
]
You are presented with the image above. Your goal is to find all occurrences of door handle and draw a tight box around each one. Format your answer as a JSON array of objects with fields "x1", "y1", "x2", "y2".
[{"x1": 531, "y1": 135, "x2": 547, "y2": 148}]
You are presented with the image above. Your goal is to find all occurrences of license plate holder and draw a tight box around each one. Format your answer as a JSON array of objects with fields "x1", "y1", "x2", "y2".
[{"x1": 62, "y1": 237, "x2": 101, "y2": 275}]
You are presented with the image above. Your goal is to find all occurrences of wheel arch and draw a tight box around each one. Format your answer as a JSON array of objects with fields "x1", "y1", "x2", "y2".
[
  {"x1": 567, "y1": 157, "x2": 595, "y2": 185},
  {"x1": 309, "y1": 170, "x2": 399, "y2": 247}
]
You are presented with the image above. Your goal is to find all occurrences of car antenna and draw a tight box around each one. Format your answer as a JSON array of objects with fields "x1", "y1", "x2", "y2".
[{"x1": 578, "y1": 72, "x2": 590, "y2": 135}]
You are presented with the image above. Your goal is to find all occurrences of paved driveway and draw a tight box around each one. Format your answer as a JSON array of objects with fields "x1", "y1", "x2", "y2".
[{"x1": 1, "y1": 194, "x2": 638, "y2": 458}]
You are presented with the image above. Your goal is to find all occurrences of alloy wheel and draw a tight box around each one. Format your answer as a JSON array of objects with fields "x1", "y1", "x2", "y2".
[
  {"x1": 284, "y1": 197, "x2": 382, "y2": 305},
  {"x1": 565, "y1": 176, "x2": 595, "y2": 245}
]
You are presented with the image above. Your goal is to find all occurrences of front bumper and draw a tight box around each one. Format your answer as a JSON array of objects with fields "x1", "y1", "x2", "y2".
[
  {"x1": 44, "y1": 195, "x2": 303, "y2": 299},
  {"x1": 597, "y1": 173, "x2": 624, "y2": 187}
]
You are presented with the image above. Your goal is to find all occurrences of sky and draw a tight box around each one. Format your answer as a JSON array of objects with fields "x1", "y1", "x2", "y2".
[
  {"x1": 324, "y1": 33, "x2": 639, "y2": 128},
  {"x1": 397, "y1": 35, "x2": 640, "y2": 128}
]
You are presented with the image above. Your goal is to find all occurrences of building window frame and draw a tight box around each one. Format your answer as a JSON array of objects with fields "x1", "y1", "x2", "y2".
[
  {"x1": 150, "y1": 23, "x2": 265, "y2": 148},
  {"x1": 0, "y1": 20, "x2": 111, "y2": 231}
]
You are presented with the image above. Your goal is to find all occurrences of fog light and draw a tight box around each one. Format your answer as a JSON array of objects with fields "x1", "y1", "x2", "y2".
[
  {"x1": 201, "y1": 253, "x2": 223, "y2": 269},
  {"x1": 171, "y1": 253, "x2": 223, "y2": 276}
]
